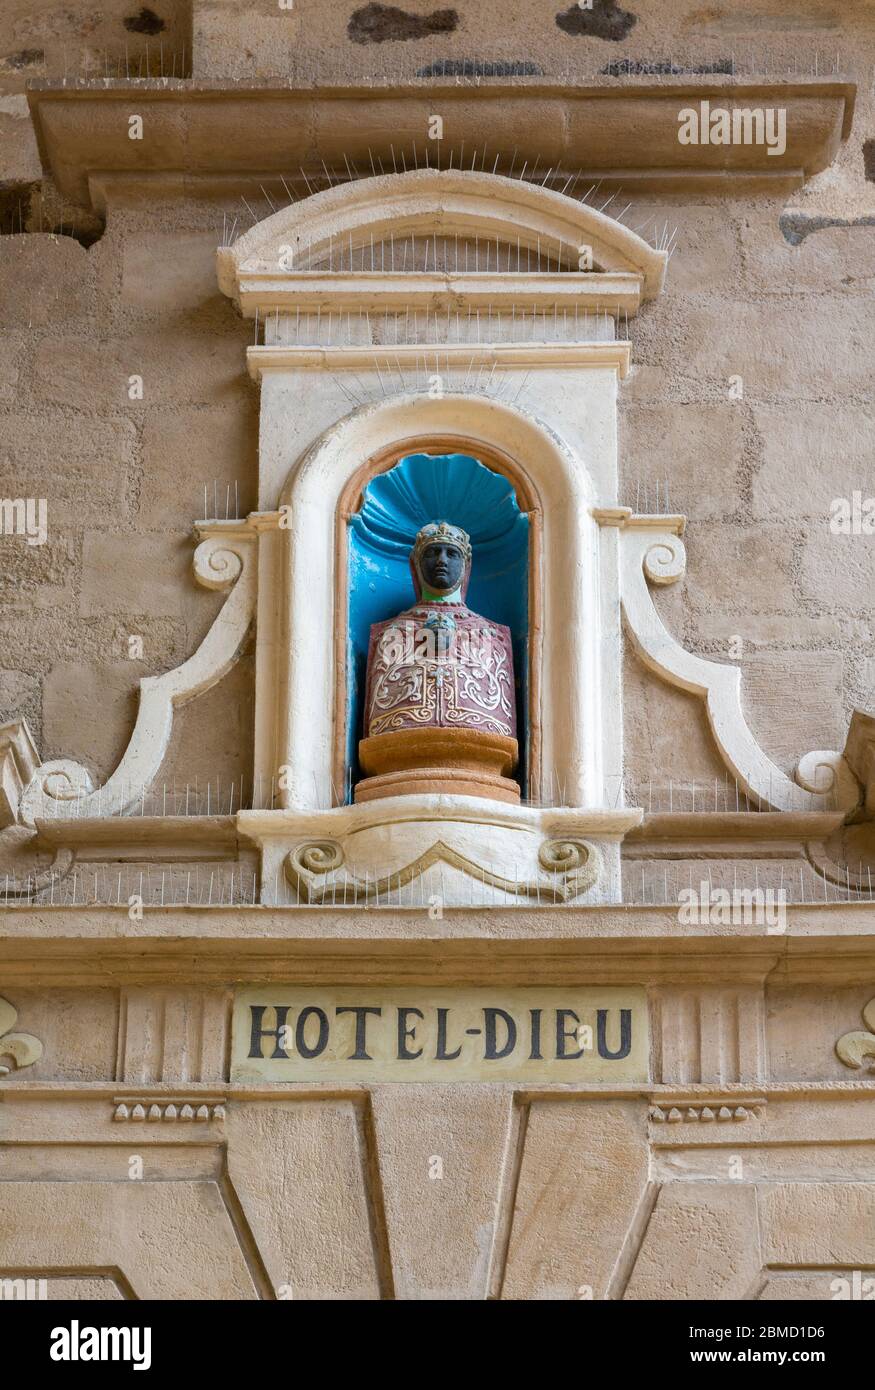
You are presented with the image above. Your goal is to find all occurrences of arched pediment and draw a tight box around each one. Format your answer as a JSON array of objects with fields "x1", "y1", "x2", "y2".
[{"x1": 217, "y1": 169, "x2": 667, "y2": 305}]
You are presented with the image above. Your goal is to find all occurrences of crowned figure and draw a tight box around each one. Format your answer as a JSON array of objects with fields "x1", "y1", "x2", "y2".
[{"x1": 356, "y1": 521, "x2": 520, "y2": 804}]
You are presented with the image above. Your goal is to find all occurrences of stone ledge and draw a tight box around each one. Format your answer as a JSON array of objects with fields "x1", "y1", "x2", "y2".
[
  {"x1": 0, "y1": 904, "x2": 874, "y2": 984},
  {"x1": 26, "y1": 76, "x2": 856, "y2": 208}
]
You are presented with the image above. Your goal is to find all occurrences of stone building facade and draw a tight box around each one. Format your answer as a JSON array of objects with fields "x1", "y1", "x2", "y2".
[{"x1": 1, "y1": 1, "x2": 874, "y2": 1301}]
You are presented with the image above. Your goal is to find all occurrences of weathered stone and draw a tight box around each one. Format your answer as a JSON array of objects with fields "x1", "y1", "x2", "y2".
[
  {"x1": 751, "y1": 404, "x2": 875, "y2": 520},
  {"x1": 227, "y1": 1101, "x2": 382, "y2": 1299},
  {"x1": 502, "y1": 1100, "x2": 649, "y2": 1299},
  {"x1": 42, "y1": 661, "x2": 139, "y2": 778},
  {"x1": 799, "y1": 528, "x2": 875, "y2": 613},
  {"x1": 0, "y1": 412, "x2": 135, "y2": 517},
  {"x1": 741, "y1": 651, "x2": 845, "y2": 771},
  {"x1": 79, "y1": 532, "x2": 221, "y2": 622},
  {"x1": 0, "y1": 94, "x2": 41, "y2": 184},
  {"x1": 139, "y1": 404, "x2": 257, "y2": 527},
  {"x1": 0, "y1": 234, "x2": 90, "y2": 326},
  {"x1": 683, "y1": 522, "x2": 797, "y2": 615},
  {"x1": 620, "y1": 403, "x2": 745, "y2": 519},
  {"x1": 121, "y1": 230, "x2": 226, "y2": 312},
  {"x1": 625, "y1": 1183, "x2": 760, "y2": 1300}
]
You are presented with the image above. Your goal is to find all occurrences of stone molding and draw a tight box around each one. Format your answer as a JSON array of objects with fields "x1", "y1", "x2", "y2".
[
  {"x1": 112, "y1": 1100, "x2": 226, "y2": 1123},
  {"x1": 836, "y1": 999, "x2": 875, "y2": 1071},
  {"x1": 603, "y1": 508, "x2": 860, "y2": 815},
  {"x1": 649, "y1": 1100, "x2": 764, "y2": 1122},
  {"x1": 0, "y1": 720, "x2": 40, "y2": 828},
  {"x1": 237, "y1": 269, "x2": 646, "y2": 317},
  {"x1": 26, "y1": 78, "x2": 856, "y2": 209},
  {"x1": 247, "y1": 341, "x2": 633, "y2": 379},
  {"x1": 17, "y1": 525, "x2": 257, "y2": 824},
  {"x1": 218, "y1": 168, "x2": 668, "y2": 305},
  {"x1": 2, "y1": 904, "x2": 875, "y2": 986},
  {"x1": 0, "y1": 996, "x2": 43, "y2": 1077},
  {"x1": 285, "y1": 836, "x2": 601, "y2": 905}
]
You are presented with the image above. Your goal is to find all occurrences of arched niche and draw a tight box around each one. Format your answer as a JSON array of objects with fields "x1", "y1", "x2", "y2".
[
  {"x1": 274, "y1": 392, "x2": 603, "y2": 814},
  {"x1": 220, "y1": 166, "x2": 665, "y2": 825},
  {"x1": 343, "y1": 449, "x2": 531, "y2": 801}
]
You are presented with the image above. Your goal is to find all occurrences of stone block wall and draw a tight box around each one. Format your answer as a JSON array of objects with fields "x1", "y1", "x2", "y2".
[{"x1": 1, "y1": 0, "x2": 873, "y2": 800}]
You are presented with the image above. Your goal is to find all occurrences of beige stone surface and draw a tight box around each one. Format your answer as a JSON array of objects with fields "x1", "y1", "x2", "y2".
[
  {"x1": 1, "y1": 0, "x2": 875, "y2": 1305},
  {"x1": 502, "y1": 1099, "x2": 649, "y2": 1300},
  {"x1": 620, "y1": 403, "x2": 746, "y2": 520},
  {"x1": 683, "y1": 522, "x2": 797, "y2": 616},
  {"x1": 42, "y1": 661, "x2": 138, "y2": 778},
  {"x1": 0, "y1": 1181, "x2": 257, "y2": 1299},
  {"x1": 0, "y1": 988, "x2": 117, "y2": 1083},
  {"x1": 79, "y1": 533, "x2": 206, "y2": 620},
  {"x1": 371, "y1": 1086, "x2": 512, "y2": 1299},
  {"x1": 799, "y1": 529, "x2": 875, "y2": 614},
  {"x1": 44, "y1": 1276, "x2": 126, "y2": 1299},
  {"x1": 625, "y1": 1182, "x2": 761, "y2": 1300},
  {"x1": 759, "y1": 1271, "x2": 849, "y2": 1300},
  {"x1": 140, "y1": 404, "x2": 257, "y2": 529},
  {"x1": 761, "y1": 1182, "x2": 875, "y2": 1266},
  {"x1": 768, "y1": 986, "x2": 875, "y2": 1082},
  {"x1": 741, "y1": 651, "x2": 845, "y2": 774},
  {"x1": 622, "y1": 654, "x2": 728, "y2": 788},
  {"x1": 226, "y1": 1100, "x2": 382, "y2": 1300},
  {"x1": 0, "y1": 93, "x2": 41, "y2": 185}
]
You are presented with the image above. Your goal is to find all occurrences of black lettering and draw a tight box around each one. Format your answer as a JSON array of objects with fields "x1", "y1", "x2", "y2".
[
  {"x1": 597, "y1": 1008, "x2": 632, "y2": 1060},
  {"x1": 484, "y1": 1007, "x2": 516, "y2": 1059},
  {"x1": 556, "y1": 1008, "x2": 585, "y2": 1059},
  {"x1": 295, "y1": 1006, "x2": 329, "y2": 1059},
  {"x1": 397, "y1": 1006, "x2": 424, "y2": 1059},
  {"x1": 529, "y1": 1008, "x2": 543, "y2": 1060},
  {"x1": 435, "y1": 1007, "x2": 462, "y2": 1060},
  {"x1": 248, "y1": 1004, "x2": 290, "y2": 1060},
  {"x1": 335, "y1": 1006, "x2": 382, "y2": 1060}
]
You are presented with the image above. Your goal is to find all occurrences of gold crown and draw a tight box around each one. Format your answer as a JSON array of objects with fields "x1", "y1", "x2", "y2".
[{"x1": 412, "y1": 521, "x2": 472, "y2": 565}]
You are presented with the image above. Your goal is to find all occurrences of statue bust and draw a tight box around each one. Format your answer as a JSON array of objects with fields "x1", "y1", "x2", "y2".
[{"x1": 356, "y1": 521, "x2": 520, "y2": 804}]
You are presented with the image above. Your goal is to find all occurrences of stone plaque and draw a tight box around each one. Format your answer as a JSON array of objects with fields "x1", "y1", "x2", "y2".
[{"x1": 232, "y1": 987, "x2": 649, "y2": 1083}]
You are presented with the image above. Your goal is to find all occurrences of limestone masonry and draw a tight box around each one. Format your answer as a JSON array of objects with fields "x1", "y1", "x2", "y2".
[{"x1": 1, "y1": 0, "x2": 874, "y2": 1303}]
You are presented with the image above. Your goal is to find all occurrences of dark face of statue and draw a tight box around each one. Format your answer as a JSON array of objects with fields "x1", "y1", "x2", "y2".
[{"x1": 420, "y1": 541, "x2": 465, "y2": 593}]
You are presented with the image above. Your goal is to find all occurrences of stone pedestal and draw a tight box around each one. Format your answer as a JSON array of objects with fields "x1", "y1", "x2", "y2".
[{"x1": 356, "y1": 728, "x2": 520, "y2": 804}]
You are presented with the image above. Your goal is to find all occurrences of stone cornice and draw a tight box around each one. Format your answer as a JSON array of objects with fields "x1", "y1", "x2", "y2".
[
  {"x1": 34, "y1": 814, "x2": 240, "y2": 860},
  {"x1": 236, "y1": 270, "x2": 645, "y2": 317},
  {"x1": 1, "y1": 903, "x2": 874, "y2": 985},
  {"x1": 624, "y1": 810, "x2": 847, "y2": 857},
  {"x1": 246, "y1": 340, "x2": 633, "y2": 379},
  {"x1": 27, "y1": 806, "x2": 850, "y2": 862},
  {"x1": 593, "y1": 507, "x2": 686, "y2": 534},
  {"x1": 2, "y1": 1081, "x2": 873, "y2": 1101},
  {"x1": 26, "y1": 76, "x2": 855, "y2": 208}
]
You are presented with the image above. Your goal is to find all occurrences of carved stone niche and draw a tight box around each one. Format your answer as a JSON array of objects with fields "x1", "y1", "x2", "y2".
[
  {"x1": 217, "y1": 169, "x2": 676, "y2": 904},
  {"x1": 8, "y1": 169, "x2": 861, "y2": 906}
]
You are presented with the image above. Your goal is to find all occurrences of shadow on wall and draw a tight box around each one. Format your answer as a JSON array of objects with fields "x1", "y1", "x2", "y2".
[
  {"x1": 555, "y1": 0, "x2": 637, "y2": 42},
  {"x1": 348, "y1": 4, "x2": 459, "y2": 44}
]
